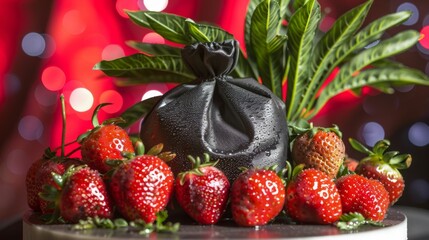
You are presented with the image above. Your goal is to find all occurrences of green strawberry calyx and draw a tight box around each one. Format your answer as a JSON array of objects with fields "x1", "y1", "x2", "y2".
[
  {"x1": 336, "y1": 212, "x2": 384, "y2": 230},
  {"x1": 134, "y1": 141, "x2": 176, "y2": 162},
  {"x1": 105, "y1": 141, "x2": 176, "y2": 170},
  {"x1": 72, "y1": 210, "x2": 180, "y2": 234},
  {"x1": 349, "y1": 138, "x2": 412, "y2": 170},
  {"x1": 177, "y1": 153, "x2": 219, "y2": 185},
  {"x1": 289, "y1": 119, "x2": 343, "y2": 143}
]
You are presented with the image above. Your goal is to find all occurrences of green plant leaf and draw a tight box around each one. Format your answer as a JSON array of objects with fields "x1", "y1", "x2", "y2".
[
  {"x1": 315, "y1": 66, "x2": 429, "y2": 116},
  {"x1": 293, "y1": 0, "x2": 309, "y2": 10},
  {"x1": 286, "y1": 0, "x2": 321, "y2": 120},
  {"x1": 185, "y1": 20, "x2": 234, "y2": 43},
  {"x1": 185, "y1": 20, "x2": 211, "y2": 42},
  {"x1": 329, "y1": 30, "x2": 420, "y2": 90},
  {"x1": 127, "y1": 11, "x2": 192, "y2": 44},
  {"x1": 126, "y1": 41, "x2": 181, "y2": 56},
  {"x1": 126, "y1": 10, "x2": 151, "y2": 28},
  {"x1": 144, "y1": 12, "x2": 193, "y2": 44},
  {"x1": 278, "y1": 0, "x2": 291, "y2": 20},
  {"x1": 117, "y1": 97, "x2": 161, "y2": 129},
  {"x1": 233, "y1": 50, "x2": 259, "y2": 79},
  {"x1": 245, "y1": 0, "x2": 264, "y2": 74},
  {"x1": 323, "y1": 10, "x2": 412, "y2": 80},
  {"x1": 94, "y1": 54, "x2": 194, "y2": 85},
  {"x1": 296, "y1": 0, "x2": 372, "y2": 120},
  {"x1": 250, "y1": 0, "x2": 286, "y2": 98}
]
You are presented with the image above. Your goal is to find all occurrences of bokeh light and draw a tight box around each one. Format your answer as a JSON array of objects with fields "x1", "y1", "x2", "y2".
[
  {"x1": 41, "y1": 34, "x2": 56, "y2": 58},
  {"x1": 142, "y1": 32, "x2": 165, "y2": 44},
  {"x1": 99, "y1": 90, "x2": 123, "y2": 114},
  {"x1": 116, "y1": 0, "x2": 139, "y2": 18},
  {"x1": 142, "y1": 89, "x2": 163, "y2": 101},
  {"x1": 102, "y1": 44, "x2": 125, "y2": 61},
  {"x1": 419, "y1": 25, "x2": 429, "y2": 49},
  {"x1": 69, "y1": 87, "x2": 94, "y2": 112},
  {"x1": 410, "y1": 179, "x2": 429, "y2": 203},
  {"x1": 397, "y1": 2, "x2": 419, "y2": 26},
  {"x1": 141, "y1": 83, "x2": 169, "y2": 101},
  {"x1": 408, "y1": 122, "x2": 429, "y2": 147},
  {"x1": 62, "y1": 10, "x2": 86, "y2": 35},
  {"x1": 18, "y1": 115, "x2": 44, "y2": 141},
  {"x1": 21, "y1": 32, "x2": 46, "y2": 57},
  {"x1": 140, "y1": 0, "x2": 169, "y2": 11},
  {"x1": 361, "y1": 121, "x2": 385, "y2": 146},
  {"x1": 41, "y1": 66, "x2": 66, "y2": 91}
]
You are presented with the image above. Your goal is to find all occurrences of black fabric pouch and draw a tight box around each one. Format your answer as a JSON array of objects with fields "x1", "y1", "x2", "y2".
[{"x1": 140, "y1": 40, "x2": 288, "y2": 181}]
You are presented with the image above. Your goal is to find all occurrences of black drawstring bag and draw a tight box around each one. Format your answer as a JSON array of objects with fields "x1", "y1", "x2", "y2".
[{"x1": 140, "y1": 40, "x2": 288, "y2": 181}]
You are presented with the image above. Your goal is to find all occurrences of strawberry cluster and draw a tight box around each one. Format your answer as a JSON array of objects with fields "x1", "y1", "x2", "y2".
[{"x1": 25, "y1": 98, "x2": 411, "y2": 232}]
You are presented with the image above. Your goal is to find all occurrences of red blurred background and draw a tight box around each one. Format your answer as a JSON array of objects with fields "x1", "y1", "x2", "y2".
[{"x1": 1, "y1": 0, "x2": 429, "y2": 237}]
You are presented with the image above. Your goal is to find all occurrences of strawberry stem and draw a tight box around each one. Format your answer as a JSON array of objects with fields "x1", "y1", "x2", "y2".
[
  {"x1": 91, "y1": 103, "x2": 112, "y2": 128},
  {"x1": 64, "y1": 146, "x2": 81, "y2": 158},
  {"x1": 60, "y1": 94, "x2": 66, "y2": 158}
]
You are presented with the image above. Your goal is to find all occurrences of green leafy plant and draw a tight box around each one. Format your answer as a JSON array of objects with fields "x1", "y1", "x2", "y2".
[{"x1": 94, "y1": 0, "x2": 429, "y2": 124}]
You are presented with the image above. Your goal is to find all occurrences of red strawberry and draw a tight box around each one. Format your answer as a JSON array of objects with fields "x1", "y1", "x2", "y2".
[
  {"x1": 285, "y1": 167, "x2": 342, "y2": 224},
  {"x1": 26, "y1": 95, "x2": 82, "y2": 213},
  {"x1": 80, "y1": 103, "x2": 134, "y2": 173},
  {"x1": 231, "y1": 166, "x2": 285, "y2": 227},
  {"x1": 175, "y1": 154, "x2": 230, "y2": 224},
  {"x1": 110, "y1": 142, "x2": 175, "y2": 223},
  {"x1": 37, "y1": 160, "x2": 67, "y2": 214},
  {"x1": 290, "y1": 122, "x2": 345, "y2": 178},
  {"x1": 39, "y1": 165, "x2": 113, "y2": 223},
  {"x1": 59, "y1": 165, "x2": 114, "y2": 223},
  {"x1": 349, "y1": 138, "x2": 411, "y2": 205},
  {"x1": 37, "y1": 157, "x2": 82, "y2": 214},
  {"x1": 26, "y1": 150, "x2": 52, "y2": 211},
  {"x1": 336, "y1": 174, "x2": 389, "y2": 222}
]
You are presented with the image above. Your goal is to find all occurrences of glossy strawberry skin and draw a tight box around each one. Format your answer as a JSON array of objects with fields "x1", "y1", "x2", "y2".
[
  {"x1": 285, "y1": 168, "x2": 342, "y2": 224},
  {"x1": 81, "y1": 124, "x2": 134, "y2": 173},
  {"x1": 60, "y1": 167, "x2": 113, "y2": 223},
  {"x1": 292, "y1": 131, "x2": 345, "y2": 178},
  {"x1": 110, "y1": 155, "x2": 174, "y2": 223},
  {"x1": 175, "y1": 166, "x2": 230, "y2": 224},
  {"x1": 355, "y1": 161, "x2": 404, "y2": 205},
  {"x1": 231, "y1": 168, "x2": 285, "y2": 227},
  {"x1": 336, "y1": 174, "x2": 389, "y2": 222}
]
